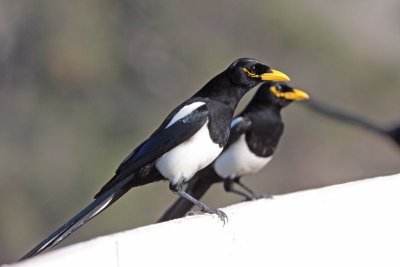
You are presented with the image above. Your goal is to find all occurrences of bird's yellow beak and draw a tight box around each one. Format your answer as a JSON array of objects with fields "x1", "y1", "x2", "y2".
[
  {"x1": 260, "y1": 69, "x2": 291, "y2": 82},
  {"x1": 243, "y1": 68, "x2": 291, "y2": 82},
  {"x1": 270, "y1": 86, "x2": 309, "y2": 100}
]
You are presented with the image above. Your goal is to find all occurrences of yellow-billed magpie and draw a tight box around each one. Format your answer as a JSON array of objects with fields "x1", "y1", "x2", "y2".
[
  {"x1": 20, "y1": 58, "x2": 290, "y2": 260},
  {"x1": 158, "y1": 82, "x2": 308, "y2": 222}
]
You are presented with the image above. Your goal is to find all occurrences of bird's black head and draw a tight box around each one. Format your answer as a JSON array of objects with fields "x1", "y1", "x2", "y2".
[
  {"x1": 195, "y1": 58, "x2": 290, "y2": 109},
  {"x1": 226, "y1": 58, "x2": 290, "y2": 89},
  {"x1": 254, "y1": 82, "x2": 309, "y2": 109}
]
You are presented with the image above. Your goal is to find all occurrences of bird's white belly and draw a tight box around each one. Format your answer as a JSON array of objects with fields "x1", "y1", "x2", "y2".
[
  {"x1": 214, "y1": 134, "x2": 272, "y2": 179},
  {"x1": 155, "y1": 122, "x2": 223, "y2": 185}
]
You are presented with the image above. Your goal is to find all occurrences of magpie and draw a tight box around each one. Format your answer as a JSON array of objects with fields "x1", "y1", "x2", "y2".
[
  {"x1": 20, "y1": 58, "x2": 290, "y2": 260},
  {"x1": 158, "y1": 82, "x2": 308, "y2": 222}
]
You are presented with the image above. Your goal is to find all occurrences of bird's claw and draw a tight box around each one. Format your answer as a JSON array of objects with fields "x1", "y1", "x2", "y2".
[
  {"x1": 215, "y1": 209, "x2": 228, "y2": 225},
  {"x1": 185, "y1": 208, "x2": 228, "y2": 225}
]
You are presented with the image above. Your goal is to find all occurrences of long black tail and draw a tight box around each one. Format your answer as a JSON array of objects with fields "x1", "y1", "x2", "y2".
[
  {"x1": 304, "y1": 98, "x2": 400, "y2": 149},
  {"x1": 19, "y1": 175, "x2": 133, "y2": 261},
  {"x1": 158, "y1": 167, "x2": 222, "y2": 222}
]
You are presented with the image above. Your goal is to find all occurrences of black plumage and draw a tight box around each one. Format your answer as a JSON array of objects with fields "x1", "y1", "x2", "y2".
[
  {"x1": 158, "y1": 82, "x2": 308, "y2": 222},
  {"x1": 20, "y1": 58, "x2": 290, "y2": 260}
]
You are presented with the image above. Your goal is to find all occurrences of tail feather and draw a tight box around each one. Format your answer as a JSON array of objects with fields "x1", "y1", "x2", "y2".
[
  {"x1": 387, "y1": 125, "x2": 400, "y2": 148},
  {"x1": 158, "y1": 167, "x2": 222, "y2": 222},
  {"x1": 20, "y1": 176, "x2": 133, "y2": 261}
]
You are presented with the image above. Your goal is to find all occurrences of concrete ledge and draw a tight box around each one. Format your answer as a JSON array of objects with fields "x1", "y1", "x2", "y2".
[{"x1": 5, "y1": 173, "x2": 400, "y2": 267}]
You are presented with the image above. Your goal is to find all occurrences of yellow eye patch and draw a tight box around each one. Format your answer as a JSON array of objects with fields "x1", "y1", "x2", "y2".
[
  {"x1": 243, "y1": 68, "x2": 291, "y2": 82},
  {"x1": 243, "y1": 68, "x2": 259, "y2": 78},
  {"x1": 270, "y1": 86, "x2": 283, "y2": 97}
]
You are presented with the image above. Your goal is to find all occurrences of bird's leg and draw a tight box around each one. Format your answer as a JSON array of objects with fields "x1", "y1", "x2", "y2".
[
  {"x1": 223, "y1": 179, "x2": 254, "y2": 201},
  {"x1": 233, "y1": 178, "x2": 270, "y2": 199},
  {"x1": 169, "y1": 182, "x2": 228, "y2": 224}
]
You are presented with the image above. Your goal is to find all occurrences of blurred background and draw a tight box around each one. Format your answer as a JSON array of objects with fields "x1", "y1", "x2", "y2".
[{"x1": 1, "y1": 0, "x2": 400, "y2": 263}]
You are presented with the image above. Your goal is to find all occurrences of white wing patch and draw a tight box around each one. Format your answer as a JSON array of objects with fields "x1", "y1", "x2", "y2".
[{"x1": 166, "y1": 102, "x2": 206, "y2": 128}]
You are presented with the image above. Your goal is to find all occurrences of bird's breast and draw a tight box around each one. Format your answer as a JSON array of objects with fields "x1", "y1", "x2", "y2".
[
  {"x1": 155, "y1": 121, "x2": 223, "y2": 185},
  {"x1": 213, "y1": 134, "x2": 272, "y2": 179}
]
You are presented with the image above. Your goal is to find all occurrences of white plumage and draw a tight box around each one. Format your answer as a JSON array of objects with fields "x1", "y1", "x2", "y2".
[
  {"x1": 166, "y1": 102, "x2": 206, "y2": 128},
  {"x1": 214, "y1": 134, "x2": 272, "y2": 179},
  {"x1": 156, "y1": 102, "x2": 223, "y2": 185}
]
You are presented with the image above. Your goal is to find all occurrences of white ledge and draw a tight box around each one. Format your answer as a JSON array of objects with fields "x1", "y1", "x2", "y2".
[{"x1": 5, "y1": 173, "x2": 400, "y2": 267}]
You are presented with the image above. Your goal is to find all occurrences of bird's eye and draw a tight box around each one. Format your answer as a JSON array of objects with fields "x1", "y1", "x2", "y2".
[
  {"x1": 270, "y1": 85, "x2": 283, "y2": 98},
  {"x1": 250, "y1": 65, "x2": 256, "y2": 73}
]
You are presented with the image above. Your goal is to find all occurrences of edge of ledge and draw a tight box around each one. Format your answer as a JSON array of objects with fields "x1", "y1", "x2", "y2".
[{"x1": 5, "y1": 172, "x2": 400, "y2": 267}]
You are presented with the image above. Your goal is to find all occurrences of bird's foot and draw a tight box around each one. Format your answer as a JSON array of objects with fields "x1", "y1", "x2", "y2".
[
  {"x1": 171, "y1": 185, "x2": 228, "y2": 224},
  {"x1": 215, "y1": 209, "x2": 228, "y2": 224},
  {"x1": 202, "y1": 207, "x2": 228, "y2": 224},
  {"x1": 186, "y1": 208, "x2": 228, "y2": 224}
]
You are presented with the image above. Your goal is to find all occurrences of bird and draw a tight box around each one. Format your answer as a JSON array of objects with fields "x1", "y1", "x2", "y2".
[
  {"x1": 20, "y1": 58, "x2": 290, "y2": 260},
  {"x1": 303, "y1": 99, "x2": 400, "y2": 149},
  {"x1": 158, "y1": 82, "x2": 309, "y2": 222}
]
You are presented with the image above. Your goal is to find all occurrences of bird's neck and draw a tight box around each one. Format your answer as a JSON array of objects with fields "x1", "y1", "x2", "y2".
[
  {"x1": 194, "y1": 72, "x2": 249, "y2": 111},
  {"x1": 242, "y1": 97, "x2": 282, "y2": 117}
]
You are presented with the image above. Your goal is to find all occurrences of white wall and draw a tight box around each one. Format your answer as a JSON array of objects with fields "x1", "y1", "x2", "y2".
[{"x1": 5, "y1": 173, "x2": 400, "y2": 267}]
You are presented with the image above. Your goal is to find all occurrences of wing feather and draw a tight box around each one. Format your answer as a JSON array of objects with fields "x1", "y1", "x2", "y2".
[{"x1": 94, "y1": 104, "x2": 209, "y2": 197}]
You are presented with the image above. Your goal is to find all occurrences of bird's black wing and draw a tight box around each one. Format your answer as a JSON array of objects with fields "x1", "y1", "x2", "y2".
[
  {"x1": 94, "y1": 104, "x2": 209, "y2": 197},
  {"x1": 20, "y1": 104, "x2": 209, "y2": 261},
  {"x1": 224, "y1": 116, "x2": 252, "y2": 150}
]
